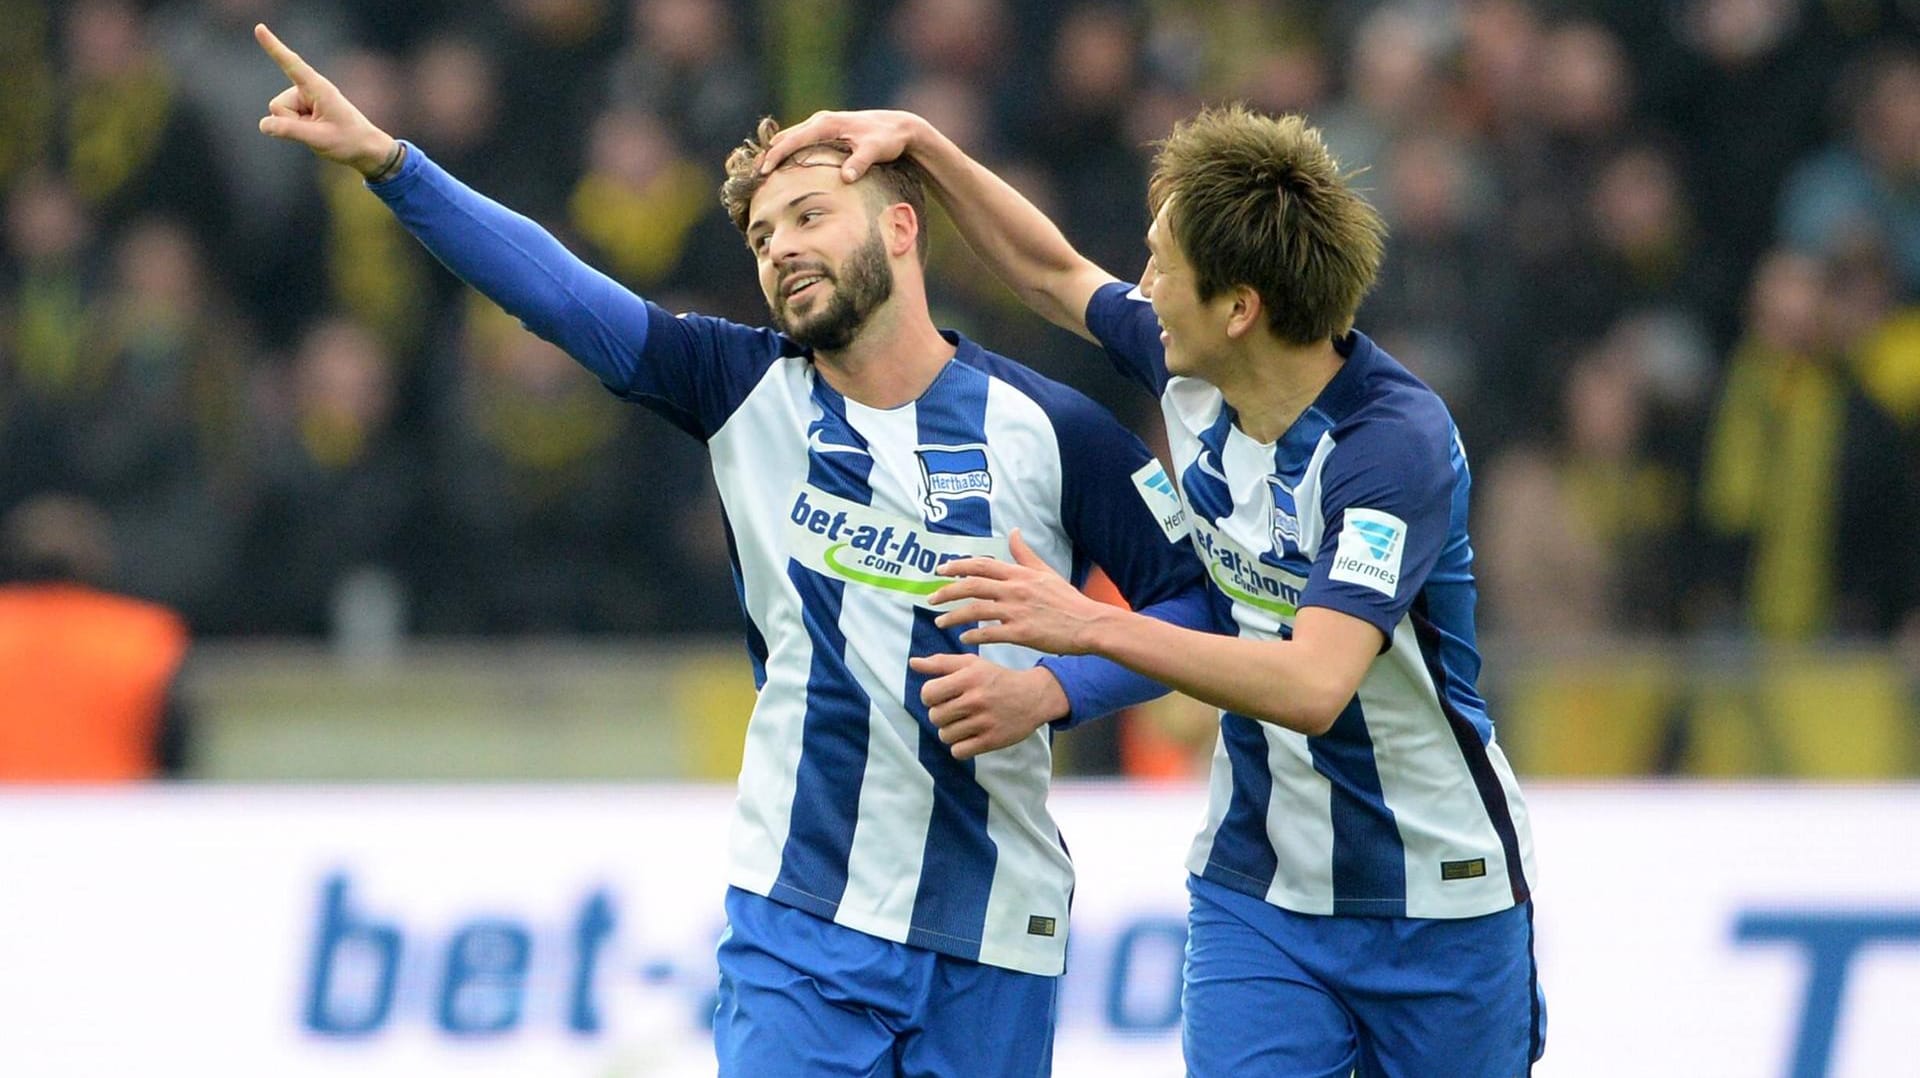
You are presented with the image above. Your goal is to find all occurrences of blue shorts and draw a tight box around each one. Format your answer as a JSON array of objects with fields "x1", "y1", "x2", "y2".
[
  {"x1": 1183, "y1": 874, "x2": 1546, "y2": 1078},
  {"x1": 714, "y1": 887, "x2": 1058, "y2": 1078}
]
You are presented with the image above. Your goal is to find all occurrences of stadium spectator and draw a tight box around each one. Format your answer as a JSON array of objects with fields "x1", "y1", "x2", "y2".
[
  {"x1": 1478, "y1": 333, "x2": 1693, "y2": 637},
  {"x1": 253, "y1": 23, "x2": 1211, "y2": 1076},
  {"x1": 1699, "y1": 248, "x2": 1920, "y2": 638},
  {"x1": 0, "y1": 494, "x2": 192, "y2": 781},
  {"x1": 1777, "y1": 46, "x2": 1920, "y2": 300},
  {"x1": 605, "y1": 0, "x2": 767, "y2": 163},
  {"x1": 241, "y1": 315, "x2": 424, "y2": 636},
  {"x1": 57, "y1": 0, "x2": 231, "y2": 294},
  {"x1": 49, "y1": 218, "x2": 256, "y2": 632},
  {"x1": 767, "y1": 102, "x2": 1545, "y2": 1078}
]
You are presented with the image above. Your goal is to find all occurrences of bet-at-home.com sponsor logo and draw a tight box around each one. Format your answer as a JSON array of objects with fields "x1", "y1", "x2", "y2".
[
  {"x1": 1192, "y1": 519, "x2": 1302, "y2": 623},
  {"x1": 786, "y1": 486, "x2": 1008, "y2": 605}
]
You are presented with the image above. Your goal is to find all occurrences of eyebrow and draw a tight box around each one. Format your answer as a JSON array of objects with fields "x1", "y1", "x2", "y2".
[{"x1": 747, "y1": 191, "x2": 830, "y2": 239}]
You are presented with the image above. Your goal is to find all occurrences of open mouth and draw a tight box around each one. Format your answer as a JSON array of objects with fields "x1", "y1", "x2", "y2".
[{"x1": 784, "y1": 273, "x2": 828, "y2": 302}]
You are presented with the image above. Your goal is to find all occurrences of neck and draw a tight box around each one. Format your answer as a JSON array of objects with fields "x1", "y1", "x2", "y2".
[
  {"x1": 810, "y1": 293, "x2": 955, "y2": 409},
  {"x1": 1216, "y1": 337, "x2": 1344, "y2": 444}
]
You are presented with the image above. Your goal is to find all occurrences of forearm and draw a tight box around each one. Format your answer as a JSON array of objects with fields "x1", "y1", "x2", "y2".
[
  {"x1": 1039, "y1": 588, "x2": 1213, "y2": 727},
  {"x1": 370, "y1": 144, "x2": 650, "y2": 393},
  {"x1": 906, "y1": 119, "x2": 1112, "y2": 339},
  {"x1": 1080, "y1": 610, "x2": 1350, "y2": 736}
]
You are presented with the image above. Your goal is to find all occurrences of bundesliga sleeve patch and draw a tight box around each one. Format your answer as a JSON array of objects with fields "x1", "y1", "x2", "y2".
[
  {"x1": 1131, "y1": 460, "x2": 1191, "y2": 544},
  {"x1": 1329, "y1": 507, "x2": 1407, "y2": 597}
]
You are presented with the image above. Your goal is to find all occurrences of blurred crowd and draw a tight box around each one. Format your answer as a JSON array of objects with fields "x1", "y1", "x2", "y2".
[{"x1": 2, "y1": 0, "x2": 1917, "y2": 648}]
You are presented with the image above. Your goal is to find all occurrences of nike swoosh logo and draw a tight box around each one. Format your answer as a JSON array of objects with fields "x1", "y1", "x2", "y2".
[
  {"x1": 1193, "y1": 451, "x2": 1228, "y2": 485},
  {"x1": 808, "y1": 429, "x2": 869, "y2": 456}
]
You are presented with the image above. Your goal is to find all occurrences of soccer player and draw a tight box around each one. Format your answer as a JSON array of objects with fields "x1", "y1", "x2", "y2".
[
  {"x1": 763, "y1": 108, "x2": 1546, "y2": 1076},
  {"x1": 254, "y1": 24, "x2": 1211, "y2": 1078}
]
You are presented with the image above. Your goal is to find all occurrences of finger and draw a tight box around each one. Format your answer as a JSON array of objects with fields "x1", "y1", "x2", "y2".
[
  {"x1": 936, "y1": 716, "x2": 986, "y2": 746},
  {"x1": 935, "y1": 555, "x2": 1016, "y2": 580},
  {"x1": 760, "y1": 113, "x2": 835, "y2": 174},
  {"x1": 909, "y1": 653, "x2": 969, "y2": 677},
  {"x1": 268, "y1": 86, "x2": 305, "y2": 117},
  {"x1": 959, "y1": 624, "x2": 1010, "y2": 647},
  {"x1": 258, "y1": 114, "x2": 324, "y2": 144},
  {"x1": 920, "y1": 670, "x2": 972, "y2": 710},
  {"x1": 928, "y1": 698, "x2": 971, "y2": 728},
  {"x1": 928, "y1": 577, "x2": 997, "y2": 606},
  {"x1": 838, "y1": 149, "x2": 875, "y2": 184},
  {"x1": 256, "y1": 23, "x2": 323, "y2": 90},
  {"x1": 934, "y1": 600, "x2": 1002, "y2": 630},
  {"x1": 1008, "y1": 528, "x2": 1048, "y2": 570},
  {"x1": 950, "y1": 730, "x2": 1012, "y2": 760}
]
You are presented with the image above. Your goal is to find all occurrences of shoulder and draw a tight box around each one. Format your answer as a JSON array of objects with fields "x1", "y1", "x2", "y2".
[
  {"x1": 1325, "y1": 336, "x2": 1459, "y2": 484},
  {"x1": 956, "y1": 342, "x2": 1124, "y2": 434}
]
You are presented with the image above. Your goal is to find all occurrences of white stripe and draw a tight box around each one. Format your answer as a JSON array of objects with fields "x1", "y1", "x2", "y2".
[
  {"x1": 835, "y1": 402, "x2": 938, "y2": 933},
  {"x1": 1258, "y1": 725, "x2": 1337, "y2": 912},
  {"x1": 1294, "y1": 432, "x2": 1337, "y2": 559},
  {"x1": 975, "y1": 377, "x2": 1073, "y2": 973},
  {"x1": 1185, "y1": 726, "x2": 1231, "y2": 871},
  {"x1": 712, "y1": 359, "x2": 818, "y2": 894},
  {"x1": 975, "y1": 736, "x2": 1069, "y2": 972},
  {"x1": 1366, "y1": 617, "x2": 1525, "y2": 916}
]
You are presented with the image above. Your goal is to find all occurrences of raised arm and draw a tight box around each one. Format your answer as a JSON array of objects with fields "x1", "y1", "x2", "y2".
[
  {"x1": 252, "y1": 23, "x2": 659, "y2": 399},
  {"x1": 762, "y1": 111, "x2": 1120, "y2": 342}
]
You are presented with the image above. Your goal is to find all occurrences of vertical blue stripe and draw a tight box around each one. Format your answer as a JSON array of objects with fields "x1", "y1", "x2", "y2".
[
  {"x1": 1411, "y1": 601, "x2": 1530, "y2": 903},
  {"x1": 903, "y1": 609, "x2": 992, "y2": 958},
  {"x1": 1200, "y1": 713, "x2": 1278, "y2": 894},
  {"x1": 904, "y1": 362, "x2": 997, "y2": 952},
  {"x1": 770, "y1": 384, "x2": 878, "y2": 917},
  {"x1": 720, "y1": 512, "x2": 767, "y2": 690},
  {"x1": 1179, "y1": 407, "x2": 1237, "y2": 525},
  {"x1": 1309, "y1": 701, "x2": 1407, "y2": 916}
]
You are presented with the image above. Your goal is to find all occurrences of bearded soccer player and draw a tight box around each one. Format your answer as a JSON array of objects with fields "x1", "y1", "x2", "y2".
[
  {"x1": 254, "y1": 24, "x2": 1211, "y2": 1078},
  {"x1": 763, "y1": 107, "x2": 1546, "y2": 1076}
]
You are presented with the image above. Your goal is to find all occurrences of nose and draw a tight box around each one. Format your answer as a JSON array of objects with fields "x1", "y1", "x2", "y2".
[
  {"x1": 767, "y1": 224, "x2": 806, "y2": 267},
  {"x1": 1137, "y1": 256, "x2": 1157, "y2": 299}
]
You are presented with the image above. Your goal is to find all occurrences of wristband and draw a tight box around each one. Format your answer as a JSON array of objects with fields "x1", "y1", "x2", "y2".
[{"x1": 366, "y1": 141, "x2": 405, "y2": 183}]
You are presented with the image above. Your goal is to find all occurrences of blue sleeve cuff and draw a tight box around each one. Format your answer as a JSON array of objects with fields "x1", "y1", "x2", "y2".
[{"x1": 1037, "y1": 588, "x2": 1214, "y2": 729}]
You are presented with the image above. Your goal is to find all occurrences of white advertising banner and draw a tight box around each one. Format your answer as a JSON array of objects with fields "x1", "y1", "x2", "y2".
[{"x1": 1, "y1": 783, "x2": 1916, "y2": 1077}]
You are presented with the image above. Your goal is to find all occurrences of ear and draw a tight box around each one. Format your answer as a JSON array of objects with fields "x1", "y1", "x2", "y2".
[
  {"x1": 1224, "y1": 284, "x2": 1263, "y2": 340},
  {"x1": 882, "y1": 201, "x2": 920, "y2": 259}
]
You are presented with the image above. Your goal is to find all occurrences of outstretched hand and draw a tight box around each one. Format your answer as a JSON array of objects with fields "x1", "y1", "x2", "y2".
[
  {"x1": 759, "y1": 110, "x2": 924, "y2": 184},
  {"x1": 254, "y1": 23, "x2": 397, "y2": 178},
  {"x1": 928, "y1": 529, "x2": 1116, "y2": 655}
]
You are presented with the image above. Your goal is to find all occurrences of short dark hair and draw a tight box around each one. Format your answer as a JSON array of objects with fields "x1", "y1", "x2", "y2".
[
  {"x1": 1148, "y1": 105, "x2": 1386, "y2": 345},
  {"x1": 720, "y1": 117, "x2": 931, "y2": 263}
]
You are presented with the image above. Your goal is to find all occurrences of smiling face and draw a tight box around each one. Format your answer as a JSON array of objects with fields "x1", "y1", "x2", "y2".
[
  {"x1": 1140, "y1": 203, "x2": 1229, "y2": 380},
  {"x1": 744, "y1": 160, "x2": 897, "y2": 353}
]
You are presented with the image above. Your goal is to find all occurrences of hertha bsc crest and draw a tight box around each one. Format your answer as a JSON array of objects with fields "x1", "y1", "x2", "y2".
[
  {"x1": 1268, "y1": 476, "x2": 1300, "y2": 553},
  {"x1": 917, "y1": 444, "x2": 993, "y2": 523}
]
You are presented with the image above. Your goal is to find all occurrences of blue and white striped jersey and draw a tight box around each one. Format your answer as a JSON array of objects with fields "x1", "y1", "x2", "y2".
[
  {"x1": 1087, "y1": 282, "x2": 1536, "y2": 920},
  {"x1": 373, "y1": 149, "x2": 1207, "y2": 975}
]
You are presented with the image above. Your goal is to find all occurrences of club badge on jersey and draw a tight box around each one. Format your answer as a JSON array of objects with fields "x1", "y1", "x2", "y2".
[{"x1": 917, "y1": 444, "x2": 993, "y2": 523}]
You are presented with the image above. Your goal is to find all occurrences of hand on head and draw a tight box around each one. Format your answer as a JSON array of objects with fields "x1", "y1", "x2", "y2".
[{"x1": 758, "y1": 110, "x2": 923, "y2": 184}]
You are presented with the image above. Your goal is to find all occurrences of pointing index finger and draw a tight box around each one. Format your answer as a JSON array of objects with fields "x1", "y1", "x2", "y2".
[{"x1": 255, "y1": 23, "x2": 320, "y2": 88}]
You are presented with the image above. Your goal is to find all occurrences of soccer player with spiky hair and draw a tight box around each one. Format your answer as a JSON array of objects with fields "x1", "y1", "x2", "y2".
[
  {"x1": 763, "y1": 105, "x2": 1546, "y2": 1077},
  {"x1": 254, "y1": 23, "x2": 1214, "y2": 1078}
]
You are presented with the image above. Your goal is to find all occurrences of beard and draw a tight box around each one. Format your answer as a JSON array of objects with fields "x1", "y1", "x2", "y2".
[{"x1": 771, "y1": 226, "x2": 895, "y2": 352}]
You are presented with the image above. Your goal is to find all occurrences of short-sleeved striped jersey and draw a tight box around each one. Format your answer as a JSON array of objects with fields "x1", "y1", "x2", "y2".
[
  {"x1": 1087, "y1": 282, "x2": 1536, "y2": 920},
  {"x1": 373, "y1": 149, "x2": 1205, "y2": 975}
]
